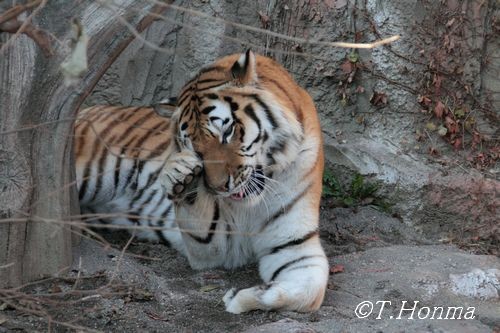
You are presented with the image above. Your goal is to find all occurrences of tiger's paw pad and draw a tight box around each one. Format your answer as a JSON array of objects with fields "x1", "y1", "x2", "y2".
[{"x1": 162, "y1": 150, "x2": 203, "y2": 199}]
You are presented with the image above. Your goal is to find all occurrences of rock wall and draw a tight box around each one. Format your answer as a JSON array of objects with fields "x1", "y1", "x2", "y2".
[{"x1": 85, "y1": 0, "x2": 499, "y2": 244}]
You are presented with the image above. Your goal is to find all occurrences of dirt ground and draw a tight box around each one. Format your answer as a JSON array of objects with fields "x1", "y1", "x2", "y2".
[{"x1": 1, "y1": 201, "x2": 498, "y2": 333}]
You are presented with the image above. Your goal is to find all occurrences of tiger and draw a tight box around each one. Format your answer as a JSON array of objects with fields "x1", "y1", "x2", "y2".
[{"x1": 75, "y1": 50, "x2": 328, "y2": 313}]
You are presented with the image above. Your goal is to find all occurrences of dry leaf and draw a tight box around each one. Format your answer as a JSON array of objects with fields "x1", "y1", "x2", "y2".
[
  {"x1": 199, "y1": 284, "x2": 220, "y2": 292},
  {"x1": 61, "y1": 19, "x2": 88, "y2": 86},
  {"x1": 355, "y1": 86, "x2": 365, "y2": 94},
  {"x1": 434, "y1": 101, "x2": 446, "y2": 119},
  {"x1": 429, "y1": 147, "x2": 439, "y2": 156},
  {"x1": 330, "y1": 264, "x2": 345, "y2": 274},
  {"x1": 444, "y1": 116, "x2": 458, "y2": 134},
  {"x1": 437, "y1": 125, "x2": 448, "y2": 136},
  {"x1": 425, "y1": 122, "x2": 437, "y2": 131},
  {"x1": 370, "y1": 91, "x2": 388, "y2": 107},
  {"x1": 340, "y1": 60, "x2": 353, "y2": 74},
  {"x1": 257, "y1": 11, "x2": 270, "y2": 28},
  {"x1": 145, "y1": 310, "x2": 169, "y2": 321},
  {"x1": 418, "y1": 95, "x2": 432, "y2": 108}
]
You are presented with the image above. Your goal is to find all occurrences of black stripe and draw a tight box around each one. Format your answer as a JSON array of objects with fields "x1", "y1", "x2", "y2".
[
  {"x1": 205, "y1": 93, "x2": 219, "y2": 100},
  {"x1": 147, "y1": 139, "x2": 171, "y2": 159},
  {"x1": 129, "y1": 165, "x2": 152, "y2": 208},
  {"x1": 142, "y1": 189, "x2": 158, "y2": 207},
  {"x1": 112, "y1": 149, "x2": 124, "y2": 199},
  {"x1": 78, "y1": 167, "x2": 90, "y2": 200},
  {"x1": 251, "y1": 95, "x2": 278, "y2": 129},
  {"x1": 195, "y1": 82, "x2": 228, "y2": 92},
  {"x1": 79, "y1": 136, "x2": 102, "y2": 201},
  {"x1": 83, "y1": 107, "x2": 144, "y2": 201},
  {"x1": 114, "y1": 109, "x2": 154, "y2": 143},
  {"x1": 76, "y1": 106, "x2": 109, "y2": 153},
  {"x1": 226, "y1": 223, "x2": 232, "y2": 242},
  {"x1": 101, "y1": 107, "x2": 142, "y2": 137},
  {"x1": 153, "y1": 220, "x2": 171, "y2": 247},
  {"x1": 244, "y1": 133, "x2": 261, "y2": 151},
  {"x1": 270, "y1": 255, "x2": 319, "y2": 281},
  {"x1": 156, "y1": 201, "x2": 173, "y2": 223},
  {"x1": 177, "y1": 91, "x2": 191, "y2": 108},
  {"x1": 223, "y1": 96, "x2": 240, "y2": 112},
  {"x1": 243, "y1": 104, "x2": 261, "y2": 130},
  {"x1": 185, "y1": 189, "x2": 197, "y2": 205},
  {"x1": 124, "y1": 160, "x2": 139, "y2": 191},
  {"x1": 269, "y1": 230, "x2": 318, "y2": 254},
  {"x1": 197, "y1": 78, "x2": 223, "y2": 84},
  {"x1": 202, "y1": 106, "x2": 216, "y2": 114},
  {"x1": 134, "y1": 120, "x2": 168, "y2": 148},
  {"x1": 198, "y1": 65, "x2": 225, "y2": 75},
  {"x1": 154, "y1": 199, "x2": 172, "y2": 247},
  {"x1": 186, "y1": 202, "x2": 219, "y2": 244},
  {"x1": 89, "y1": 134, "x2": 116, "y2": 202},
  {"x1": 113, "y1": 135, "x2": 139, "y2": 196},
  {"x1": 260, "y1": 183, "x2": 313, "y2": 231}
]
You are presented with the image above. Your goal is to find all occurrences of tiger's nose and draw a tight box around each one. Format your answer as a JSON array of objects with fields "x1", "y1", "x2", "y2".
[{"x1": 210, "y1": 174, "x2": 232, "y2": 193}]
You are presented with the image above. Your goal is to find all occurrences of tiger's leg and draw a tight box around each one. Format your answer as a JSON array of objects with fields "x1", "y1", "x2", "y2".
[
  {"x1": 223, "y1": 227, "x2": 328, "y2": 313},
  {"x1": 154, "y1": 149, "x2": 203, "y2": 254}
]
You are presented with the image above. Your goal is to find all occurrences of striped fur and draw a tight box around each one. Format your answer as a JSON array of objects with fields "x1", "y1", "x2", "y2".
[{"x1": 75, "y1": 51, "x2": 328, "y2": 313}]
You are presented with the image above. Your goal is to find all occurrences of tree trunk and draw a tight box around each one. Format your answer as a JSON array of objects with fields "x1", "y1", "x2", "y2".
[{"x1": 0, "y1": 1, "x2": 169, "y2": 288}]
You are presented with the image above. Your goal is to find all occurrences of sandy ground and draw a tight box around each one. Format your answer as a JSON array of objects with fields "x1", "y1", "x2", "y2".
[{"x1": 1, "y1": 204, "x2": 498, "y2": 333}]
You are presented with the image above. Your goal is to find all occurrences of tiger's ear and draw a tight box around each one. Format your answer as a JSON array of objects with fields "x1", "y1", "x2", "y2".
[
  {"x1": 230, "y1": 49, "x2": 257, "y2": 85},
  {"x1": 153, "y1": 97, "x2": 177, "y2": 117}
]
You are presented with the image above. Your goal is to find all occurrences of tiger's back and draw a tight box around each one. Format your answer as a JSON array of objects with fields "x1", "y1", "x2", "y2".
[{"x1": 75, "y1": 106, "x2": 179, "y2": 243}]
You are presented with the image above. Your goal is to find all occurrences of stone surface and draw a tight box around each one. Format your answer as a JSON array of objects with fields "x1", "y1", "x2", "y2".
[{"x1": 84, "y1": 0, "x2": 499, "y2": 244}]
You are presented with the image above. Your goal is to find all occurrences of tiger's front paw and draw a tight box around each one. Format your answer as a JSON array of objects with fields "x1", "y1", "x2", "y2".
[{"x1": 161, "y1": 150, "x2": 203, "y2": 200}]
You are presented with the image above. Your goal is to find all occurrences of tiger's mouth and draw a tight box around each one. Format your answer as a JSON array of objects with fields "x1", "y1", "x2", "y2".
[{"x1": 229, "y1": 168, "x2": 265, "y2": 201}]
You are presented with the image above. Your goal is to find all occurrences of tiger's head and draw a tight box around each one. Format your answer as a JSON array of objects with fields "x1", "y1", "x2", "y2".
[{"x1": 164, "y1": 51, "x2": 304, "y2": 204}]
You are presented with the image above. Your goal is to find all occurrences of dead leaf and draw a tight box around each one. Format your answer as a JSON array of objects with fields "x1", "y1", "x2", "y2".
[
  {"x1": 61, "y1": 18, "x2": 88, "y2": 86},
  {"x1": 453, "y1": 108, "x2": 466, "y2": 118},
  {"x1": 51, "y1": 284, "x2": 62, "y2": 293},
  {"x1": 437, "y1": 125, "x2": 448, "y2": 136},
  {"x1": 452, "y1": 138, "x2": 462, "y2": 150},
  {"x1": 418, "y1": 95, "x2": 432, "y2": 108},
  {"x1": 257, "y1": 11, "x2": 270, "y2": 28},
  {"x1": 340, "y1": 59, "x2": 354, "y2": 74},
  {"x1": 354, "y1": 31, "x2": 363, "y2": 43},
  {"x1": 434, "y1": 101, "x2": 446, "y2": 119},
  {"x1": 199, "y1": 284, "x2": 220, "y2": 292},
  {"x1": 355, "y1": 86, "x2": 365, "y2": 94},
  {"x1": 0, "y1": 303, "x2": 8, "y2": 311},
  {"x1": 444, "y1": 116, "x2": 458, "y2": 134},
  {"x1": 145, "y1": 310, "x2": 169, "y2": 321},
  {"x1": 429, "y1": 147, "x2": 439, "y2": 156},
  {"x1": 446, "y1": 18, "x2": 456, "y2": 27},
  {"x1": 330, "y1": 264, "x2": 345, "y2": 274},
  {"x1": 370, "y1": 91, "x2": 388, "y2": 107},
  {"x1": 0, "y1": 315, "x2": 6, "y2": 325}
]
